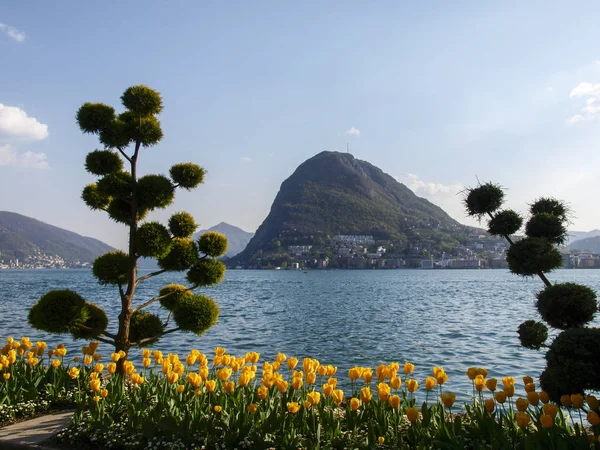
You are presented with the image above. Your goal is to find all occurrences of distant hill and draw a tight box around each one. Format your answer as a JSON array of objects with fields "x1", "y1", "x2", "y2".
[
  {"x1": 566, "y1": 230, "x2": 600, "y2": 244},
  {"x1": 194, "y1": 222, "x2": 254, "y2": 258},
  {"x1": 568, "y1": 236, "x2": 600, "y2": 253},
  {"x1": 230, "y1": 151, "x2": 474, "y2": 265},
  {"x1": 0, "y1": 211, "x2": 114, "y2": 263}
]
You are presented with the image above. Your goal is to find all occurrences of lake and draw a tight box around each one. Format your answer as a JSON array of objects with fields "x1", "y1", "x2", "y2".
[{"x1": 2, "y1": 268, "x2": 599, "y2": 401}]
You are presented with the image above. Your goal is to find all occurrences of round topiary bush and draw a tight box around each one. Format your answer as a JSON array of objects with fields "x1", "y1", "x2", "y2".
[
  {"x1": 129, "y1": 311, "x2": 164, "y2": 345},
  {"x1": 119, "y1": 112, "x2": 163, "y2": 147},
  {"x1": 158, "y1": 238, "x2": 198, "y2": 271},
  {"x1": 135, "y1": 222, "x2": 172, "y2": 258},
  {"x1": 464, "y1": 182, "x2": 504, "y2": 218},
  {"x1": 525, "y1": 213, "x2": 568, "y2": 245},
  {"x1": 487, "y1": 209, "x2": 523, "y2": 237},
  {"x1": 81, "y1": 184, "x2": 111, "y2": 211},
  {"x1": 170, "y1": 163, "x2": 206, "y2": 190},
  {"x1": 197, "y1": 231, "x2": 228, "y2": 257},
  {"x1": 536, "y1": 283, "x2": 598, "y2": 329},
  {"x1": 517, "y1": 320, "x2": 548, "y2": 350},
  {"x1": 76, "y1": 103, "x2": 115, "y2": 134},
  {"x1": 99, "y1": 119, "x2": 130, "y2": 149},
  {"x1": 137, "y1": 174, "x2": 174, "y2": 210},
  {"x1": 506, "y1": 237, "x2": 563, "y2": 276},
  {"x1": 96, "y1": 171, "x2": 133, "y2": 198},
  {"x1": 530, "y1": 197, "x2": 569, "y2": 221},
  {"x1": 93, "y1": 251, "x2": 129, "y2": 285},
  {"x1": 120, "y1": 85, "x2": 163, "y2": 116},
  {"x1": 85, "y1": 150, "x2": 123, "y2": 176},
  {"x1": 168, "y1": 212, "x2": 197, "y2": 238},
  {"x1": 186, "y1": 259, "x2": 226, "y2": 286},
  {"x1": 71, "y1": 302, "x2": 109, "y2": 340},
  {"x1": 158, "y1": 284, "x2": 192, "y2": 311},
  {"x1": 28, "y1": 290, "x2": 89, "y2": 333},
  {"x1": 173, "y1": 294, "x2": 219, "y2": 335}
]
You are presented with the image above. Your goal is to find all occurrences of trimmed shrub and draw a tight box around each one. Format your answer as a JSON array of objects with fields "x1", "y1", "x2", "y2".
[
  {"x1": 197, "y1": 231, "x2": 228, "y2": 257},
  {"x1": 129, "y1": 312, "x2": 164, "y2": 345},
  {"x1": 525, "y1": 213, "x2": 568, "y2": 245},
  {"x1": 137, "y1": 175, "x2": 174, "y2": 210},
  {"x1": 158, "y1": 238, "x2": 198, "y2": 271},
  {"x1": 187, "y1": 259, "x2": 226, "y2": 286},
  {"x1": 506, "y1": 237, "x2": 563, "y2": 276},
  {"x1": 487, "y1": 209, "x2": 522, "y2": 237},
  {"x1": 536, "y1": 283, "x2": 597, "y2": 329},
  {"x1": 120, "y1": 85, "x2": 163, "y2": 116},
  {"x1": 530, "y1": 197, "x2": 569, "y2": 221},
  {"x1": 93, "y1": 251, "x2": 129, "y2": 285},
  {"x1": 517, "y1": 320, "x2": 548, "y2": 350},
  {"x1": 464, "y1": 182, "x2": 504, "y2": 218},
  {"x1": 158, "y1": 284, "x2": 192, "y2": 311},
  {"x1": 168, "y1": 212, "x2": 197, "y2": 238},
  {"x1": 173, "y1": 295, "x2": 219, "y2": 335},
  {"x1": 28, "y1": 290, "x2": 89, "y2": 333},
  {"x1": 71, "y1": 303, "x2": 109, "y2": 340},
  {"x1": 170, "y1": 163, "x2": 205, "y2": 190},
  {"x1": 85, "y1": 150, "x2": 123, "y2": 176},
  {"x1": 76, "y1": 102, "x2": 115, "y2": 134},
  {"x1": 81, "y1": 184, "x2": 110, "y2": 211},
  {"x1": 135, "y1": 222, "x2": 172, "y2": 258}
]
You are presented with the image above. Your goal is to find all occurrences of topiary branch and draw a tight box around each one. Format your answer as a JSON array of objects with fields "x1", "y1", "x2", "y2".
[
  {"x1": 136, "y1": 269, "x2": 167, "y2": 285},
  {"x1": 132, "y1": 327, "x2": 180, "y2": 347},
  {"x1": 117, "y1": 147, "x2": 132, "y2": 163},
  {"x1": 132, "y1": 284, "x2": 198, "y2": 313},
  {"x1": 164, "y1": 310, "x2": 173, "y2": 327},
  {"x1": 76, "y1": 326, "x2": 116, "y2": 345}
]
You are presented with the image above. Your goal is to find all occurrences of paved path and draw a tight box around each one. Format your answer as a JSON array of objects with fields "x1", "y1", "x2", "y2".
[{"x1": 0, "y1": 410, "x2": 73, "y2": 449}]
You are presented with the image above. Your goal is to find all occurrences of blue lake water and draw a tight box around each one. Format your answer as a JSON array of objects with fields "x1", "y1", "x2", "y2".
[{"x1": 2, "y1": 268, "x2": 599, "y2": 401}]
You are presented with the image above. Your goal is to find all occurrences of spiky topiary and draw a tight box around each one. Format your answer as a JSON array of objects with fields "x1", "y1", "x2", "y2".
[
  {"x1": 517, "y1": 320, "x2": 548, "y2": 350},
  {"x1": 120, "y1": 85, "x2": 163, "y2": 116},
  {"x1": 28, "y1": 290, "x2": 89, "y2": 334},
  {"x1": 198, "y1": 231, "x2": 228, "y2": 257},
  {"x1": 93, "y1": 251, "x2": 129, "y2": 285},
  {"x1": 137, "y1": 174, "x2": 174, "y2": 210},
  {"x1": 506, "y1": 237, "x2": 563, "y2": 277},
  {"x1": 168, "y1": 212, "x2": 197, "y2": 238},
  {"x1": 173, "y1": 294, "x2": 219, "y2": 335},
  {"x1": 85, "y1": 150, "x2": 123, "y2": 176},
  {"x1": 158, "y1": 284, "x2": 192, "y2": 311},
  {"x1": 71, "y1": 303, "x2": 109, "y2": 340},
  {"x1": 76, "y1": 103, "x2": 115, "y2": 134},
  {"x1": 118, "y1": 112, "x2": 163, "y2": 147},
  {"x1": 463, "y1": 182, "x2": 504, "y2": 219},
  {"x1": 99, "y1": 119, "x2": 130, "y2": 149},
  {"x1": 135, "y1": 222, "x2": 172, "y2": 258},
  {"x1": 186, "y1": 259, "x2": 226, "y2": 286},
  {"x1": 530, "y1": 197, "x2": 569, "y2": 221},
  {"x1": 81, "y1": 184, "x2": 110, "y2": 211},
  {"x1": 107, "y1": 197, "x2": 148, "y2": 225},
  {"x1": 487, "y1": 209, "x2": 522, "y2": 237},
  {"x1": 525, "y1": 213, "x2": 568, "y2": 245},
  {"x1": 129, "y1": 312, "x2": 164, "y2": 345},
  {"x1": 536, "y1": 283, "x2": 597, "y2": 330},
  {"x1": 158, "y1": 238, "x2": 198, "y2": 271},
  {"x1": 97, "y1": 171, "x2": 133, "y2": 198},
  {"x1": 170, "y1": 163, "x2": 206, "y2": 190}
]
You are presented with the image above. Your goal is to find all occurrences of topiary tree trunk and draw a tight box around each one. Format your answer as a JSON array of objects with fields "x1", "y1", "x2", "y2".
[
  {"x1": 28, "y1": 86, "x2": 227, "y2": 375},
  {"x1": 464, "y1": 182, "x2": 600, "y2": 401}
]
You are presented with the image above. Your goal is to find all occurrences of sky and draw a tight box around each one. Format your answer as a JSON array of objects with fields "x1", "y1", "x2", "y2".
[{"x1": 3, "y1": 2, "x2": 600, "y2": 249}]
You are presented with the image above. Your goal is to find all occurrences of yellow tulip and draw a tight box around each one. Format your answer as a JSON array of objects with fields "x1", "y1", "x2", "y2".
[
  {"x1": 522, "y1": 376, "x2": 533, "y2": 385},
  {"x1": 94, "y1": 363, "x2": 104, "y2": 373},
  {"x1": 292, "y1": 377, "x2": 303, "y2": 390},
  {"x1": 286, "y1": 402, "x2": 300, "y2": 414},
  {"x1": 495, "y1": 391, "x2": 506, "y2": 404},
  {"x1": 216, "y1": 367, "x2": 232, "y2": 381},
  {"x1": 515, "y1": 412, "x2": 530, "y2": 429},
  {"x1": 257, "y1": 385, "x2": 268, "y2": 400},
  {"x1": 378, "y1": 436, "x2": 385, "y2": 445},
  {"x1": 350, "y1": 397, "x2": 360, "y2": 411},
  {"x1": 502, "y1": 376, "x2": 515, "y2": 387},
  {"x1": 560, "y1": 395, "x2": 571, "y2": 408},
  {"x1": 406, "y1": 406, "x2": 418, "y2": 423},
  {"x1": 124, "y1": 362, "x2": 135, "y2": 375},
  {"x1": 376, "y1": 364, "x2": 388, "y2": 381},
  {"x1": 100, "y1": 389, "x2": 108, "y2": 398},
  {"x1": 51, "y1": 359, "x2": 61, "y2": 368},
  {"x1": 186, "y1": 354, "x2": 197, "y2": 366},
  {"x1": 571, "y1": 394, "x2": 584, "y2": 409},
  {"x1": 177, "y1": 384, "x2": 185, "y2": 393},
  {"x1": 90, "y1": 372, "x2": 99, "y2": 380},
  {"x1": 214, "y1": 405, "x2": 222, "y2": 413},
  {"x1": 390, "y1": 376, "x2": 401, "y2": 390},
  {"x1": 332, "y1": 389, "x2": 344, "y2": 406},
  {"x1": 362, "y1": 369, "x2": 373, "y2": 383},
  {"x1": 543, "y1": 403, "x2": 558, "y2": 418},
  {"x1": 539, "y1": 391, "x2": 550, "y2": 404},
  {"x1": 442, "y1": 393, "x2": 456, "y2": 408},
  {"x1": 587, "y1": 411, "x2": 600, "y2": 426},
  {"x1": 348, "y1": 366, "x2": 362, "y2": 381},
  {"x1": 55, "y1": 347, "x2": 67, "y2": 357},
  {"x1": 186, "y1": 373, "x2": 202, "y2": 388},
  {"x1": 323, "y1": 383, "x2": 333, "y2": 397},
  {"x1": 68, "y1": 367, "x2": 80, "y2": 379},
  {"x1": 92, "y1": 395, "x2": 101, "y2": 403},
  {"x1": 527, "y1": 391, "x2": 540, "y2": 406},
  {"x1": 239, "y1": 372, "x2": 252, "y2": 387},
  {"x1": 107, "y1": 363, "x2": 116, "y2": 374},
  {"x1": 587, "y1": 395, "x2": 599, "y2": 410},
  {"x1": 131, "y1": 374, "x2": 144, "y2": 385},
  {"x1": 327, "y1": 377, "x2": 337, "y2": 388},
  {"x1": 142, "y1": 358, "x2": 151, "y2": 368},
  {"x1": 287, "y1": 357, "x2": 298, "y2": 370},
  {"x1": 403, "y1": 362, "x2": 414, "y2": 375},
  {"x1": 327, "y1": 365, "x2": 337, "y2": 376},
  {"x1": 142, "y1": 349, "x2": 151, "y2": 358},
  {"x1": 432, "y1": 366, "x2": 444, "y2": 377},
  {"x1": 307, "y1": 391, "x2": 321, "y2": 406},
  {"x1": 540, "y1": 414, "x2": 553, "y2": 428},
  {"x1": 90, "y1": 379, "x2": 101, "y2": 392},
  {"x1": 389, "y1": 395, "x2": 401, "y2": 408},
  {"x1": 93, "y1": 353, "x2": 102, "y2": 362},
  {"x1": 167, "y1": 372, "x2": 179, "y2": 384},
  {"x1": 406, "y1": 379, "x2": 418, "y2": 393},
  {"x1": 516, "y1": 397, "x2": 529, "y2": 412},
  {"x1": 214, "y1": 347, "x2": 226, "y2": 357},
  {"x1": 317, "y1": 365, "x2": 327, "y2": 377},
  {"x1": 247, "y1": 403, "x2": 258, "y2": 414},
  {"x1": 224, "y1": 381, "x2": 235, "y2": 393},
  {"x1": 153, "y1": 350, "x2": 163, "y2": 362},
  {"x1": 524, "y1": 383, "x2": 535, "y2": 393},
  {"x1": 425, "y1": 377, "x2": 436, "y2": 390},
  {"x1": 111, "y1": 353, "x2": 121, "y2": 363},
  {"x1": 28, "y1": 357, "x2": 39, "y2": 367},
  {"x1": 436, "y1": 372, "x2": 449, "y2": 385},
  {"x1": 360, "y1": 387, "x2": 372, "y2": 403},
  {"x1": 466, "y1": 367, "x2": 478, "y2": 380},
  {"x1": 503, "y1": 385, "x2": 515, "y2": 398},
  {"x1": 277, "y1": 380, "x2": 288, "y2": 393},
  {"x1": 485, "y1": 398, "x2": 495, "y2": 413},
  {"x1": 205, "y1": 379, "x2": 216, "y2": 392},
  {"x1": 200, "y1": 366, "x2": 209, "y2": 380},
  {"x1": 3, "y1": 373, "x2": 10, "y2": 381},
  {"x1": 475, "y1": 375, "x2": 485, "y2": 392}
]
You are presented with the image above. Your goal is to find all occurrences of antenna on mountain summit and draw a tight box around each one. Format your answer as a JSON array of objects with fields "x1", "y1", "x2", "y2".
[{"x1": 346, "y1": 142, "x2": 350, "y2": 154}]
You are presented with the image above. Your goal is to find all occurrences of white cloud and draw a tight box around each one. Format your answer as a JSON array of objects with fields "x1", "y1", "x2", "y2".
[
  {"x1": 0, "y1": 23, "x2": 25, "y2": 42},
  {"x1": 566, "y1": 114, "x2": 585, "y2": 125},
  {"x1": 567, "y1": 81, "x2": 600, "y2": 124},
  {"x1": 345, "y1": 127, "x2": 361, "y2": 137},
  {"x1": 570, "y1": 82, "x2": 600, "y2": 98},
  {"x1": 0, "y1": 104, "x2": 49, "y2": 140},
  {"x1": 240, "y1": 156, "x2": 252, "y2": 162},
  {"x1": 0, "y1": 144, "x2": 48, "y2": 169}
]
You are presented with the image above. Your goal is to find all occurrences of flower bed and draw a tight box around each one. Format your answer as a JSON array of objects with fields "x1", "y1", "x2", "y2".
[{"x1": 1, "y1": 337, "x2": 599, "y2": 449}]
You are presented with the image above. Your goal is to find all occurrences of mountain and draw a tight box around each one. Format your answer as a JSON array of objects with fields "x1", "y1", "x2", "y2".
[
  {"x1": 567, "y1": 236, "x2": 600, "y2": 253},
  {"x1": 0, "y1": 211, "x2": 114, "y2": 263},
  {"x1": 566, "y1": 230, "x2": 600, "y2": 244},
  {"x1": 230, "y1": 151, "x2": 472, "y2": 265},
  {"x1": 194, "y1": 222, "x2": 254, "y2": 258}
]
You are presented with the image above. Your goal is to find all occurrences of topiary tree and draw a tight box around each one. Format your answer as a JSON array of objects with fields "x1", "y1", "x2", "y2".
[
  {"x1": 464, "y1": 182, "x2": 600, "y2": 401},
  {"x1": 28, "y1": 86, "x2": 227, "y2": 374}
]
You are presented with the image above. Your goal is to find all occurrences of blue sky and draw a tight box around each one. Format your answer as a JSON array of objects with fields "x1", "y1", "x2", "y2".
[{"x1": 2, "y1": 2, "x2": 600, "y2": 249}]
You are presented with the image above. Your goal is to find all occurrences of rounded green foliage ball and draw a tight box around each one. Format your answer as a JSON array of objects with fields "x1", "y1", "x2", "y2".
[
  {"x1": 99, "y1": 119, "x2": 130, "y2": 149},
  {"x1": 121, "y1": 85, "x2": 163, "y2": 116},
  {"x1": 82, "y1": 184, "x2": 110, "y2": 211},
  {"x1": 137, "y1": 174, "x2": 174, "y2": 211},
  {"x1": 119, "y1": 112, "x2": 163, "y2": 147},
  {"x1": 129, "y1": 311, "x2": 164, "y2": 345},
  {"x1": 97, "y1": 171, "x2": 133, "y2": 198},
  {"x1": 158, "y1": 238, "x2": 198, "y2": 271},
  {"x1": 186, "y1": 259, "x2": 226, "y2": 286},
  {"x1": 517, "y1": 320, "x2": 548, "y2": 350},
  {"x1": 198, "y1": 231, "x2": 228, "y2": 257},
  {"x1": 28, "y1": 290, "x2": 89, "y2": 334},
  {"x1": 170, "y1": 163, "x2": 206, "y2": 190},
  {"x1": 530, "y1": 197, "x2": 569, "y2": 221},
  {"x1": 173, "y1": 294, "x2": 219, "y2": 335},
  {"x1": 85, "y1": 150, "x2": 123, "y2": 176},
  {"x1": 541, "y1": 327, "x2": 600, "y2": 401},
  {"x1": 158, "y1": 284, "x2": 192, "y2": 311},
  {"x1": 536, "y1": 283, "x2": 598, "y2": 329},
  {"x1": 487, "y1": 209, "x2": 522, "y2": 237},
  {"x1": 76, "y1": 103, "x2": 115, "y2": 134},
  {"x1": 71, "y1": 303, "x2": 109, "y2": 340},
  {"x1": 525, "y1": 213, "x2": 568, "y2": 245},
  {"x1": 168, "y1": 212, "x2": 197, "y2": 238},
  {"x1": 506, "y1": 237, "x2": 563, "y2": 277},
  {"x1": 93, "y1": 251, "x2": 129, "y2": 285},
  {"x1": 464, "y1": 182, "x2": 505, "y2": 218},
  {"x1": 135, "y1": 222, "x2": 172, "y2": 258}
]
